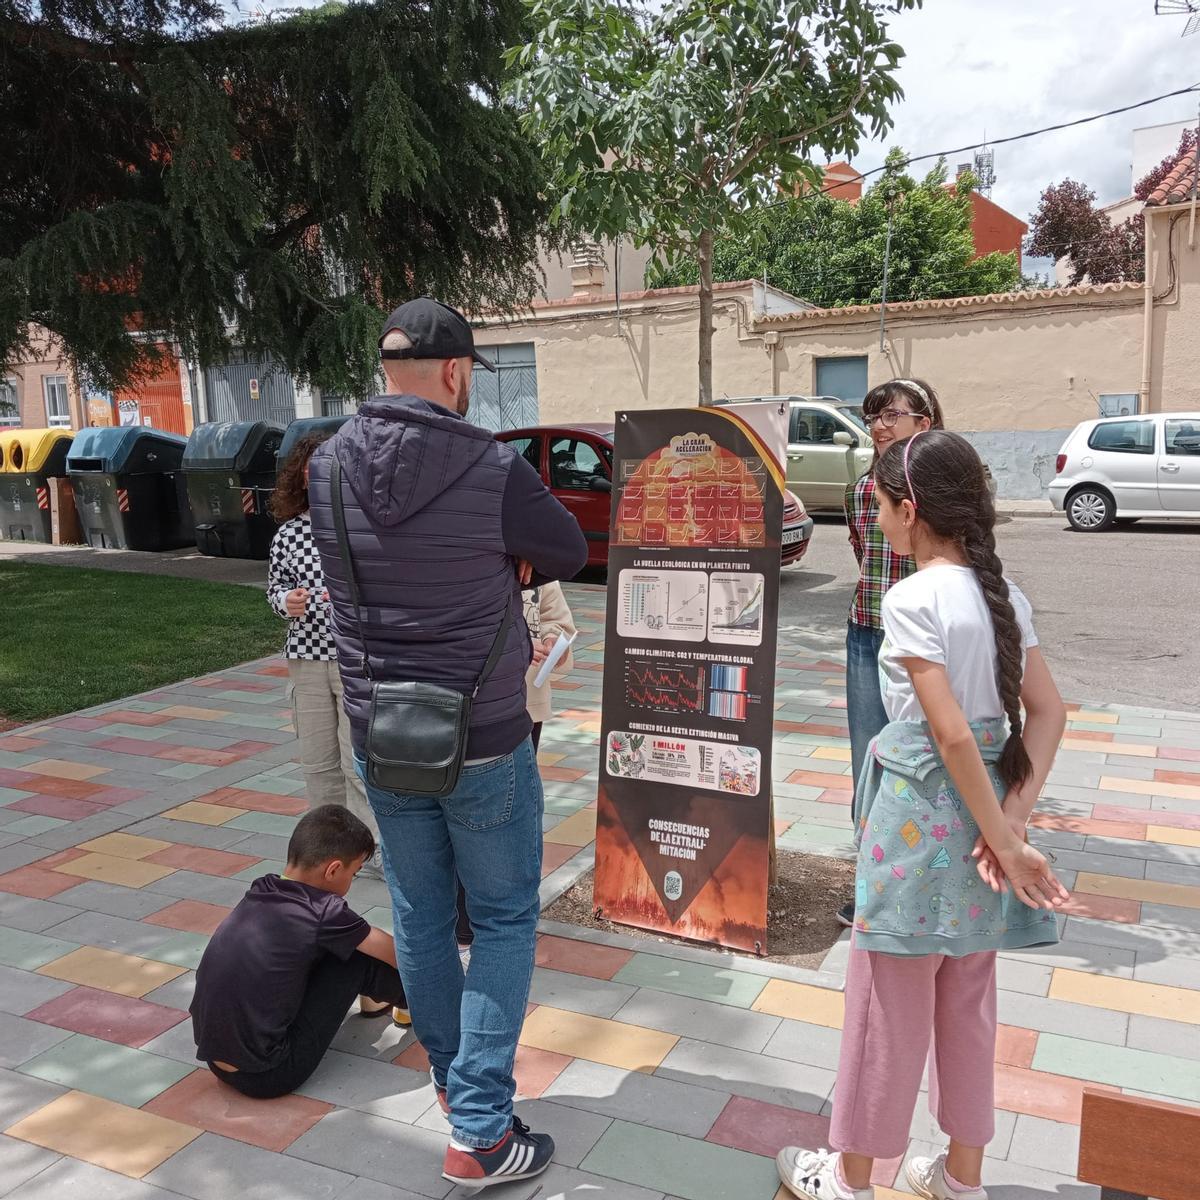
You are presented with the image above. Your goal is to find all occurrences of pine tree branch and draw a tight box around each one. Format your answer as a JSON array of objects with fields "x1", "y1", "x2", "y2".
[{"x1": 0, "y1": 18, "x2": 162, "y2": 88}]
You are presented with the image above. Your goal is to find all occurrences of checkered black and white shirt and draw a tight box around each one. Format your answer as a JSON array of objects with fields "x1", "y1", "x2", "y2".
[{"x1": 267, "y1": 514, "x2": 335, "y2": 661}]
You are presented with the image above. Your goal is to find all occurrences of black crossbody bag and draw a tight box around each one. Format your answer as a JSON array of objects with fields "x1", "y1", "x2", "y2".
[{"x1": 330, "y1": 456, "x2": 512, "y2": 797}]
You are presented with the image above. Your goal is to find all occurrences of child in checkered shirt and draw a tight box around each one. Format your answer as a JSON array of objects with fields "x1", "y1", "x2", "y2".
[{"x1": 267, "y1": 434, "x2": 383, "y2": 880}]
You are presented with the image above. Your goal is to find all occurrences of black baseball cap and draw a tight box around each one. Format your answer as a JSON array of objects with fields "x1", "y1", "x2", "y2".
[{"x1": 378, "y1": 297, "x2": 496, "y2": 373}]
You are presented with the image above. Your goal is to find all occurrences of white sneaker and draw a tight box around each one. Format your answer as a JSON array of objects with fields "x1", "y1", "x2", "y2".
[
  {"x1": 359, "y1": 848, "x2": 385, "y2": 881},
  {"x1": 776, "y1": 1147, "x2": 873, "y2": 1200},
  {"x1": 906, "y1": 1151, "x2": 987, "y2": 1200}
]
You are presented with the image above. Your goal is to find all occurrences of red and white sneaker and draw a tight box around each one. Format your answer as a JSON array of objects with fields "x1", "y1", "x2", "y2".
[
  {"x1": 430, "y1": 1066, "x2": 449, "y2": 1117},
  {"x1": 441, "y1": 1116, "x2": 555, "y2": 1188}
]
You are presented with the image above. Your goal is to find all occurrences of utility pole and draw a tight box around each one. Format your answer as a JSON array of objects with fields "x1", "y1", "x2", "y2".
[{"x1": 878, "y1": 208, "x2": 894, "y2": 353}]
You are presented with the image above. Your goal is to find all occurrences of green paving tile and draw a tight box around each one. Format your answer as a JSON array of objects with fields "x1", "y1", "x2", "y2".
[
  {"x1": 226, "y1": 811, "x2": 300, "y2": 835},
  {"x1": 211, "y1": 690, "x2": 282, "y2": 706},
  {"x1": 156, "y1": 762, "x2": 217, "y2": 780},
  {"x1": 148, "y1": 931, "x2": 210, "y2": 970},
  {"x1": 580, "y1": 1120, "x2": 779, "y2": 1200},
  {"x1": 0, "y1": 787, "x2": 36, "y2": 806},
  {"x1": 1032, "y1": 1033, "x2": 1200, "y2": 1104},
  {"x1": 97, "y1": 724, "x2": 172, "y2": 741},
  {"x1": 613, "y1": 953, "x2": 766, "y2": 1009},
  {"x1": 234, "y1": 859, "x2": 285, "y2": 881},
  {"x1": 19, "y1": 1032, "x2": 194, "y2": 1106},
  {"x1": 543, "y1": 795, "x2": 589, "y2": 817},
  {"x1": 0, "y1": 752, "x2": 48, "y2": 768},
  {"x1": 232, "y1": 775, "x2": 306, "y2": 797},
  {"x1": 0, "y1": 927, "x2": 80, "y2": 970},
  {"x1": 1, "y1": 814, "x2": 68, "y2": 837}
]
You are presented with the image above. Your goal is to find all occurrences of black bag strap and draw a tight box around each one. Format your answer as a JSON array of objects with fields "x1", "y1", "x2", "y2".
[{"x1": 330, "y1": 454, "x2": 512, "y2": 695}]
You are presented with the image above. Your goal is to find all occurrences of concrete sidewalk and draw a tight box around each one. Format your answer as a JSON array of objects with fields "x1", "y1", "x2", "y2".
[{"x1": 0, "y1": 583, "x2": 1198, "y2": 1199}]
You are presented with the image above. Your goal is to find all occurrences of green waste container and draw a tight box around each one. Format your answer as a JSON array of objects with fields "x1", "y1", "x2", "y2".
[
  {"x1": 183, "y1": 421, "x2": 283, "y2": 560},
  {"x1": 67, "y1": 427, "x2": 194, "y2": 551},
  {"x1": 0, "y1": 428, "x2": 74, "y2": 543},
  {"x1": 277, "y1": 415, "x2": 348, "y2": 468}
]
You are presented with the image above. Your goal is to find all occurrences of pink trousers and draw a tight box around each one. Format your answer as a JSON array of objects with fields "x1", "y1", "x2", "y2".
[{"x1": 829, "y1": 942, "x2": 998, "y2": 1160}]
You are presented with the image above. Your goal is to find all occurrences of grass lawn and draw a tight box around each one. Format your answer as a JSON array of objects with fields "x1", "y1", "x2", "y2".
[{"x1": 0, "y1": 562, "x2": 283, "y2": 724}]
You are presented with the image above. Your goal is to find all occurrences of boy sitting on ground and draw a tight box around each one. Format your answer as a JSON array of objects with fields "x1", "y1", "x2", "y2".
[{"x1": 190, "y1": 804, "x2": 409, "y2": 1099}]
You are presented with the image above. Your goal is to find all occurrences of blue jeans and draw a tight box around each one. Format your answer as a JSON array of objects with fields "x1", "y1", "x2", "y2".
[
  {"x1": 846, "y1": 622, "x2": 888, "y2": 827},
  {"x1": 357, "y1": 739, "x2": 543, "y2": 1148}
]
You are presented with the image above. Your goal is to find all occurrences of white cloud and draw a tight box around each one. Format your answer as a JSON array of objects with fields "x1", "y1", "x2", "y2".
[{"x1": 853, "y1": 0, "x2": 1199, "y2": 225}]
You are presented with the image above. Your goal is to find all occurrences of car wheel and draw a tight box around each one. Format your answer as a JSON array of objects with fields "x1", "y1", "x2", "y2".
[{"x1": 1066, "y1": 487, "x2": 1115, "y2": 532}]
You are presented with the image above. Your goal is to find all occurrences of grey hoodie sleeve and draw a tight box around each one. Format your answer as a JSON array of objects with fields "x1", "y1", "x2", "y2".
[{"x1": 501, "y1": 453, "x2": 588, "y2": 584}]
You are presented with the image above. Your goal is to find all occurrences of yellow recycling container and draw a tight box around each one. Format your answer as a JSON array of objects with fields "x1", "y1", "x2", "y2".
[{"x1": 0, "y1": 427, "x2": 74, "y2": 542}]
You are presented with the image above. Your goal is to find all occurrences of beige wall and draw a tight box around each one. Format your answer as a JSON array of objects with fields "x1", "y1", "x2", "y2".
[
  {"x1": 1147, "y1": 204, "x2": 1200, "y2": 414},
  {"x1": 767, "y1": 293, "x2": 1145, "y2": 432},
  {"x1": 479, "y1": 285, "x2": 1147, "y2": 434},
  {"x1": 2, "y1": 330, "x2": 83, "y2": 430}
]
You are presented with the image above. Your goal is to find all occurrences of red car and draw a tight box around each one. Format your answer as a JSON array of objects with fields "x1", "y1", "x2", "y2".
[{"x1": 496, "y1": 423, "x2": 814, "y2": 569}]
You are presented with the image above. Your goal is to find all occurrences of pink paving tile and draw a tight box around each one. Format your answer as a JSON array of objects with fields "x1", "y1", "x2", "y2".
[
  {"x1": 1155, "y1": 767, "x2": 1200, "y2": 784},
  {"x1": 1156, "y1": 746, "x2": 1200, "y2": 763},
  {"x1": 222, "y1": 740, "x2": 279, "y2": 756},
  {"x1": 394, "y1": 1041, "x2": 430, "y2": 1072},
  {"x1": 830, "y1": 699, "x2": 847, "y2": 709},
  {"x1": 154, "y1": 747, "x2": 240, "y2": 767},
  {"x1": 52, "y1": 716, "x2": 108, "y2": 732},
  {"x1": 8, "y1": 794, "x2": 106, "y2": 821},
  {"x1": 785, "y1": 770, "x2": 853, "y2": 789},
  {"x1": 540, "y1": 766, "x2": 589, "y2": 783},
  {"x1": 1091, "y1": 804, "x2": 1200, "y2": 831},
  {"x1": 26, "y1": 984, "x2": 187, "y2": 1047},
  {"x1": 817, "y1": 788, "x2": 852, "y2": 805},
  {"x1": 995, "y1": 1024, "x2": 1038, "y2": 1069},
  {"x1": 143, "y1": 845, "x2": 261, "y2": 878},
  {"x1": 0, "y1": 735, "x2": 46, "y2": 752},
  {"x1": 541, "y1": 843, "x2": 579, "y2": 876},
  {"x1": 0, "y1": 864, "x2": 83, "y2": 899},
  {"x1": 1059, "y1": 729, "x2": 1114, "y2": 743},
  {"x1": 994, "y1": 1064, "x2": 1120, "y2": 1125},
  {"x1": 775, "y1": 819, "x2": 794, "y2": 837},
  {"x1": 1059, "y1": 893, "x2": 1141, "y2": 924},
  {"x1": 96, "y1": 737, "x2": 180, "y2": 757},
  {"x1": 511, "y1": 1045, "x2": 572, "y2": 1098},
  {"x1": 143, "y1": 900, "x2": 232, "y2": 935},
  {"x1": 1030, "y1": 814, "x2": 1146, "y2": 841},
  {"x1": 704, "y1": 1097, "x2": 901, "y2": 1187},
  {"x1": 144, "y1": 1069, "x2": 332, "y2": 1152},
  {"x1": 774, "y1": 721, "x2": 849, "y2": 737},
  {"x1": 21, "y1": 776, "x2": 107, "y2": 801},
  {"x1": 256, "y1": 664, "x2": 291, "y2": 677},
  {"x1": 197, "y1": 786, "x2": 307, "y2": 816},
  {"x1": 0, "y1": 767, "x2": 36, "y2": 787},
  {"x1": 536, "y1": 934, "x2": 633, "y2": 980},
  {"x1": 85, "y1": 787, "x2": 150, "y2": 808}
]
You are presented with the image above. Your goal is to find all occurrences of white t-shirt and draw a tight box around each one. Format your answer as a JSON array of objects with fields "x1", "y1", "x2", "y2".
[{"x1": 879, "y1": 564, "x2": 1038, "y2": 724}]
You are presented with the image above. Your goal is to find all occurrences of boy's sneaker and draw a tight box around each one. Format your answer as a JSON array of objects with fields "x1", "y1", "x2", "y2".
[
  {"x1": 442, "y1": 1116, "x2": 554, "y2": 1188},
  {"x1": 777, "y1": 1147, "x2": 873, "y2": 1200},
  {"x1": 835, "y1": 900, "x2": 855, "y2": 928},
  {"x1": 906, "y1": 1152, "x2": 987, "y2": 1200}
]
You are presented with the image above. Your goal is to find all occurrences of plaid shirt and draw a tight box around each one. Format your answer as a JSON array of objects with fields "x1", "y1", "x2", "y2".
[{"x1": 845, "y1": 473, "x2": 913, "y2": 630}]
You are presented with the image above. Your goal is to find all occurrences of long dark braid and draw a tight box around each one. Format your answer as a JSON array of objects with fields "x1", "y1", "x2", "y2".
[{"x1": 874, "y1": 430, "x2": 1033, "y2": 790}]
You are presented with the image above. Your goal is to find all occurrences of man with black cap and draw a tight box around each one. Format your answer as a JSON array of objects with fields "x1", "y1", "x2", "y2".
[{"x1": 307, "y1": 298, "x2": 586, "y2": 1188}]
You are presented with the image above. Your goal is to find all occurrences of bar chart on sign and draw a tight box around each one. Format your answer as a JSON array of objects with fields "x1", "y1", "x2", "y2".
[{"x1": 616, "y1": 569, "x2": 708, "y2": 642}]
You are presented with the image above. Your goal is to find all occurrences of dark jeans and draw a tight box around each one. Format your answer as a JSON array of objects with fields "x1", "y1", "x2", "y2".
[
  {"x1": 210, "y1": 950, "x2": 407, "y2": 1100},
  {"x1": 455, "y1": 723, "x2": 540, "y2": 948},
  {"x1": 846, "y1": 622, "x2": 889, "y2": 829}
]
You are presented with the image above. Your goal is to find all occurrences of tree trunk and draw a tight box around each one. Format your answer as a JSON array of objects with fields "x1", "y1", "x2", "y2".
[{"x1": 697, "y1": 228, "x2": 714, "y2": 406}]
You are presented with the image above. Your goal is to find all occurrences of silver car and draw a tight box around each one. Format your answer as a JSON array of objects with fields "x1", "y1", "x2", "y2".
[
  {"x1": 719, "y1": 395, "x2": 874, "y2": 512},
  {"x1": 1049, "y1": 412, "x2": 1200, "y2": 531}
]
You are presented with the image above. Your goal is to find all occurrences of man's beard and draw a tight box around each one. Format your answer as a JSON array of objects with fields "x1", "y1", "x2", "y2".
[{"x1": 456, "y1": 372, "x2": 471, "y2": 416}]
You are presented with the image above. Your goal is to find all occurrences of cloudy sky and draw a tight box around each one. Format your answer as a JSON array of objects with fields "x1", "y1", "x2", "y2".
[{"x1": 856, "y1": 0, "x2": 1199, "y2": 223}]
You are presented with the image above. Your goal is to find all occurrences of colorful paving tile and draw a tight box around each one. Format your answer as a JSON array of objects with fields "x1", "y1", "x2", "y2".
[{"x1": 0, "y1": 583, "x2": 1196, "y2": 1200}]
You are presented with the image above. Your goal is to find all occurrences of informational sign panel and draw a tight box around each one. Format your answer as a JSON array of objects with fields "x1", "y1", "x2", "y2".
[{"x1": 593, "y1": 403, "x2": 787, "y2": 952}]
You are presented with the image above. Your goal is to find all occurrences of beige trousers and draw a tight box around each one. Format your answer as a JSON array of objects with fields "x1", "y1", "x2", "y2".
[{"x1": 286, "y1": 658, "x2": 377, "y2": 836}]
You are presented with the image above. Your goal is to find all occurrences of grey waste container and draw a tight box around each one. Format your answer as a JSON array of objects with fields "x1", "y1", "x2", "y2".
[{"x1": 66, "y1": 427, "x2": 193, "y2": 551}]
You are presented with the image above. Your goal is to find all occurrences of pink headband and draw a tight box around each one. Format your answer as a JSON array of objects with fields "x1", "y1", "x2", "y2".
[{"x1": 903, "y1": 432, "x2": 924, "y2": 510}]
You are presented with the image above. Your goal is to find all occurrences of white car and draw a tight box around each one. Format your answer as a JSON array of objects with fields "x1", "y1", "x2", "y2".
[{"x1": 1049, "y1": 412, "x2": 1200, "y2": 531}]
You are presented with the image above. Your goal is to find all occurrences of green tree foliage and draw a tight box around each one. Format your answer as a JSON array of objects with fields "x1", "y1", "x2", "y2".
[
  {"x1": 1, "y1": 0, "x2": 547, "y2": 396},
  {"x1": 507, "y1": 0, "x2": 918, "y2": 404},
  {"x1": 650, "y1": 154, "x2": 1020, "y2": 305}
]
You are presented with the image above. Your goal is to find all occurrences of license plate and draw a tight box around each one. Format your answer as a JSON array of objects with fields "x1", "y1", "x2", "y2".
[{"x1": 782, "y1": 527, "x2": 805, "y2": 545}]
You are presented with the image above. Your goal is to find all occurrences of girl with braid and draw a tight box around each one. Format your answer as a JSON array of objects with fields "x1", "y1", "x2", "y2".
[{"x1": 778, "y1": 431, "x2": 1069, "y2": 1200}]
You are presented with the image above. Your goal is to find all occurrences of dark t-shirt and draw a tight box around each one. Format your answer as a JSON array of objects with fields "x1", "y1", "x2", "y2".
[{"x1": 190, "y1": 874, "x2": 369, "y2": 1071}]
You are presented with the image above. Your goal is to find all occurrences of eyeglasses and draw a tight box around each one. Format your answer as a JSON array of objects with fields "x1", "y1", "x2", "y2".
[{"x1": 866, "y1": 408, "x2": 925, "y2": 429}]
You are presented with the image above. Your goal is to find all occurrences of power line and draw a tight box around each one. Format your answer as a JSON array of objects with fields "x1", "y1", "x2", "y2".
[{"x1": 773, "y1": 81, "x2": 1200, "y2": 207}]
